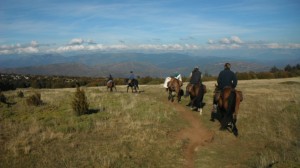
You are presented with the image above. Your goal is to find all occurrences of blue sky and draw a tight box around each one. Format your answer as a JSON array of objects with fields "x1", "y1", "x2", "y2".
[{"x1": 0, "y1": 0, "x2": 300, "y2": 55}]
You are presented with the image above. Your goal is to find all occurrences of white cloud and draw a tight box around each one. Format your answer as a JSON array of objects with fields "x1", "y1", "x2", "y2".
[
  {"x1": 16, "y1": 46, "x2": 39, "y2": 54},
  {"x1": 218, "y1": 36, "x2": 243, "y2": 44},
  {"x1": 1, "y1": 37, "x2": 300, "y2": 55},
  {"x1": 0, "y1": 41, "x2": 39, "y2": 54},
  {"x1": 230, "y1": 36, "x2": 243, "y2": 44},
  {"x1": 69, "y1": 38, "x2": 84, "y2": 45},
  {"x1": 219, "y1": 38, "x2": 231, "y2": 44},
  {"x1": 56, "y1": 45, "x2": 85, "y2": 52}
]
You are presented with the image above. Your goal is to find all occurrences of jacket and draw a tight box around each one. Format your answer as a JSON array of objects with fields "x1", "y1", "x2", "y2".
[
  {"x1": 190, "y1": 69, "x2": 202, "y2": 84},
  {"x1": 217, "y1": 68, "x2": 237, "y2": 90}
]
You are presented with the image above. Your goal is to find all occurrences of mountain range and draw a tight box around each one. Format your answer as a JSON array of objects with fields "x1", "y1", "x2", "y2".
[{"x1": 0, "y1": 52, "x2": 299, "y2": 77}]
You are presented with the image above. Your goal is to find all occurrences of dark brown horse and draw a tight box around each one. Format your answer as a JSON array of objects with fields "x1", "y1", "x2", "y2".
[
  {"x1": 215, "y1": 85, "x2": 243, "y2": 136},
  {"x1": 167, "y1": 78, "x2": 183, "y2": 102},
  {"x1": 107, "y1": 81, "x2": 117, "y2": 92},
  {"x1": 126, "y1": 79, "x2": 139, "y2": 93},
  {"x1": 186, "y1": 83, "x2": 206, "y2": 114}
]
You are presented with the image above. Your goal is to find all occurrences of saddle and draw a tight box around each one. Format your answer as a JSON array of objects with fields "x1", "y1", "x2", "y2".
[
  {"x1": 107, "y1": 80, "x2": 113, "y2": 84},
  {"x1": 187, "y1": 83, "x2": 206, "y2": 94}
]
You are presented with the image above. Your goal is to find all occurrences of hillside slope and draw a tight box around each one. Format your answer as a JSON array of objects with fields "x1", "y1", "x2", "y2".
[{"x1": 0, "y1": 78, "x2": 299, "y2": 167}]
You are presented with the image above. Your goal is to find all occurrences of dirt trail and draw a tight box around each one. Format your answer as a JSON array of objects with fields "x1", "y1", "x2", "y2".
[{"x1": 171, "y1": 102, "x2": 214, "y2": 168}]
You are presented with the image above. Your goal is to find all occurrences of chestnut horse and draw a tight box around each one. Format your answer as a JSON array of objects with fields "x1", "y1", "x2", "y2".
[
  {"x1": 186, "y1": 83, "x2": 206, "y2": 114},
  {"x1": 107, "y1": 80, "x2": 117, "y2": 92},
  {"x1": 167, "y1": 77, "x2": 183, "y2": 102},
  {"x1": 215, "y1": 85, "x2": 243, "y2": 136}
]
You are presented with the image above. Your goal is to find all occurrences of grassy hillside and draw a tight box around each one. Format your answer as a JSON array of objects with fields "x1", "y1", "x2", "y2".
[{"x1": 1, "y1": 78, "x2": 299, "y2": 168}]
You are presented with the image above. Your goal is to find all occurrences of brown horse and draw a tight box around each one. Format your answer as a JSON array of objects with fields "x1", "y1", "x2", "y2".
[
  {"x1": 186, "y1": 83, "x2": 206, "y2": 114},
  {"x1": 215, "y1": 85, "x2": 243, "y2": 136},
  {"x1": 107, "y1": 81, "x2": 117, "y2": 92},
  {"x1": 167, "y1": 77, "x2": 183, "y2": 102}
]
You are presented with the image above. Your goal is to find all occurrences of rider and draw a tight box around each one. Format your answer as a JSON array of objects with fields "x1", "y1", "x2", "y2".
[
  {"x1": 211, "y1": 63, "x2": 238, "y2": 116},
  {"x1": 128, "y1": 71, "x2": 139, "y2": 91},
  {"x1": 163, "y1": 72, "x2": 182, "y2": 88},
  {"x1": 185, "y1": 66, "x2": 202, "y2": 97},
  {"x1": 107, "y1": 74, "x2": 113, "y2": 84},
  {"x1": 128, "y1": 71, "x2": 136, "y2": 80}
]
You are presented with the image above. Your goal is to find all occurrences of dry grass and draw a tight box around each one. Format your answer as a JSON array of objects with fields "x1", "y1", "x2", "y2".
[
  {"x1": 0, "y1": 78, "x2": 299, "y2": 168},
  {"x1": 196, "y1": 77, "x2": 300, "y2": 168}
]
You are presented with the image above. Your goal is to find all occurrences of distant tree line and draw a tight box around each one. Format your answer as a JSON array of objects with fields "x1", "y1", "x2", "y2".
[
  {"x1": 236, "y1": 64, "x2": 300, "y2": 80},
  {"x1": 1, "y1": 63, "x2": 299, "y2": 91},
  {"x1": 0, "y1": 74, "x2": 165, "y2": 91}
]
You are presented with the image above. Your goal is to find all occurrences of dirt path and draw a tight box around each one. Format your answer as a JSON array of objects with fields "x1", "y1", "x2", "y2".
[{"x1": 171, "y1": 102, "x2": 214, "y2": 168}]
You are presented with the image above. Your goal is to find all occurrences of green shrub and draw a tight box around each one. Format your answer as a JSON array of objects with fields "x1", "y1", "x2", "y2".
[
  {"x1": 17, "y1": 90, "x2": 24, "y2": 98},
  {"x1": 72, "y1": 87, "x2": 89, "y2": 116},
  {"x1": 26, "y1": 92, "x2": 43, "y2": 106},
  {"x1": 0, "y1": 92, "x2": 7, "y2": 103}
]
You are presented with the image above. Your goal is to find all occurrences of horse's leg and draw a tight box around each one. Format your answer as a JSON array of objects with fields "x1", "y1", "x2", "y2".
[
  {"x1": 127, "y1": 86, "x2": 129, "y2": 93},
  {"x1": 232, "y1": 115, "x2": 238, "y2": 136},
  {"x1": 232, "y1": 93, "x2": 240, "y2": 136},
  {"x1": 168, "y1": 89, "x2": 171, "y2": 101}
]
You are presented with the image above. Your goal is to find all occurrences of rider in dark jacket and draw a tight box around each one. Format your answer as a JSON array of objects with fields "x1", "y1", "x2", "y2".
[
  {"x1": 185, "y1": 67, "x2": 202, "y2": 97},
  {"x1": 217, "y1": 63, "x2": 237, "y2": 90},
  {"x1": 211, "y1": 63, "x2": 238, "y2": 120},
  {"x1": 190, "y1": 68, "x2": 202, "y2": 85}
]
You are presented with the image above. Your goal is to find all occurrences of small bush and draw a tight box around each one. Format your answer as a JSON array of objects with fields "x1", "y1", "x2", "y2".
[
  {"x1": 0, "y1": 92, "x2": 7, "y2": 103},
  {"x1": 26, "y1": 92, "x2": 43, "y2": 106},
  {"x1": 72, "y1": 87, "x2": 89, "y2": 116},
  {"x1": 17, "y1": 90, "x2": 24, "y2": 98}
]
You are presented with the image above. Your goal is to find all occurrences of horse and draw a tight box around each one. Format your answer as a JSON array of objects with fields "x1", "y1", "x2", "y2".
[
  {"x1": 166, "y1": 77, "x2": 183, "y2": 102},
  {"x1": 214, "y1": 85, "x2": 243, "y2": 136},
  {"x1": 126, "y1": 79, "x2": 139, "y2": 93},
  {"x1": 186, "y1": 83, "x2": 206, "y2": 114},
  {"x1": 107, "y1": 80, "x2": 117, "y2": 92}
]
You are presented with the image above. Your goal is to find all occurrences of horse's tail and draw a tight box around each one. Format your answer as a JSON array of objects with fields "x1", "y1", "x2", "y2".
[{"x1": 221, "y1": 90, "x2": 236, "y2": 128}]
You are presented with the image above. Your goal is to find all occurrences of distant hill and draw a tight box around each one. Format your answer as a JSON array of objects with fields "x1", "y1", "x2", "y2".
[{"x1": 0, "y1": 52, "x2": 298, "y2": 77}]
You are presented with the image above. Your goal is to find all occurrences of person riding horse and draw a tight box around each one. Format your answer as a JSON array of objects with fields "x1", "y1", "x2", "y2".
[
  {"x1": 211, "y1": 63, "x2": 238, "y2": 120},
  {"x1": 163, "y1": 72, "x2": 182, "y2": 89},
  {"x1": 107, "y1": 74, "x2": 113, "y2": 83},
  {"x1": 106, "y1": 74, "x2": 116, "y2": 91},
  {"x1": 185, "y1": 67, "x2": 205, "y2": 111},
  {"x1": 212, "y1": 63, "x2": 237, "y2": 112},
  {"x1": 127, "y1": 71, "x2": 139, "y2": 92},
  {"x1": 185, "y1": 67, "x2": 202, "y2": 97}
]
